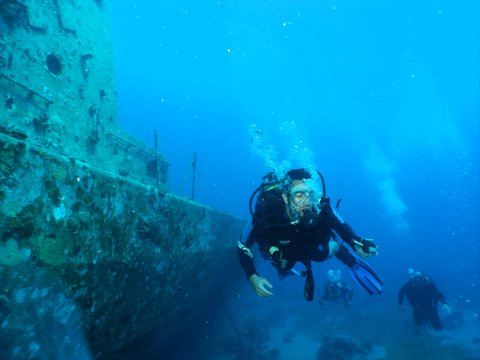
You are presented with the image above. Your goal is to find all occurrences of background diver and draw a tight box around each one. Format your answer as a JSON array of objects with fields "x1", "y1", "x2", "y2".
[
  {"x1": 237, "y1": 168, "x2": 383, "y2": 301},
  {"x1": 319, "y1": 269, "x2": 354, "y2": 308},
  {"x1": 398, "y1": 269, "x2": 451, "y2": 331}
]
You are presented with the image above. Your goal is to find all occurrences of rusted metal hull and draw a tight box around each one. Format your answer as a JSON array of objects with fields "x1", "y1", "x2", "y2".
[{"x1": 0, "y1": 1, "x2": 245, "y2": 358}]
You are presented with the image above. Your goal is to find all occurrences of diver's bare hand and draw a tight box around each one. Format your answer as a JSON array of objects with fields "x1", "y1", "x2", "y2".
[{"x1": 248, "y1": 274, "x2": 273, "y2": 297}]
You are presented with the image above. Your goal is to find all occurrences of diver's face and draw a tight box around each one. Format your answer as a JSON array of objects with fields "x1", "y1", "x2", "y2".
[
  {"x1": 290, "y1": 181, "x2": 314, "y2": 209},
  {"x1": 283, "y1": 179, "x2": 315, "y2": 219}
]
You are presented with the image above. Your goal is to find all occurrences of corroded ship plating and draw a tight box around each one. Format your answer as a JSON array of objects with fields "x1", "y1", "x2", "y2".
[{"x1": 0, "y1": 1, "x2": 244, "y2": 358}]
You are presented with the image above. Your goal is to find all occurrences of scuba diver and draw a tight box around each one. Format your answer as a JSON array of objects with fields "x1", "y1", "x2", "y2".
[
  {"x1": 237, "y1": 168, "x2": 383, "y2": 301},
  {"x1": 319, "y1": 269, "x2": 354, "y2": 308},
  {"x1": 398, "y1": 269, "x2": 451, "y2": 331}
]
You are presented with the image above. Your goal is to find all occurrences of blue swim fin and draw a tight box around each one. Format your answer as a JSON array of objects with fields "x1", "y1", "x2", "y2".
[{"x1": 335, "y1": 245, "x2": 383, "y2": 295}]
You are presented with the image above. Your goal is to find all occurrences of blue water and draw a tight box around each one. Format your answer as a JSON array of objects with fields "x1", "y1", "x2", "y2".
[{"x1": 108, "y1": 1, "x2": 479, "y2": 358}]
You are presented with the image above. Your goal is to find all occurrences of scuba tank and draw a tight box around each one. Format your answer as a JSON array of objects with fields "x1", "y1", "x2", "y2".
[{"x1": 249, "y1": 172, "x2": 285, "y2": 227}]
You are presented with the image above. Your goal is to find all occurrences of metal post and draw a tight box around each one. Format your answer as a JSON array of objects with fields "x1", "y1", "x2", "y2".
[{"x1": 191, "y1": 151, "x2": 197, "y2": 200}]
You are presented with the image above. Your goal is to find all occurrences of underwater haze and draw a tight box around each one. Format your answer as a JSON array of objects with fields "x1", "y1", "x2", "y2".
[{"x1": 108, "y1": 1, "x2": 479, "y2": 359}]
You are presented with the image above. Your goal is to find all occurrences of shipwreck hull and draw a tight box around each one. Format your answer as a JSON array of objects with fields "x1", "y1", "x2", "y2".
[
  {"x1": 0, "y1": 0, "x2": 245, "y2": 358},
  {"x1": 0, "y1": 132, "x2": 244, "y2": 358}
]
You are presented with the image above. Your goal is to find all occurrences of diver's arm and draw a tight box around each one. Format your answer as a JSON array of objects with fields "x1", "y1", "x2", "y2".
[
  {"x1": 237, "y1": 241, "x2": 273, "y2": 297},
  {"x1": 237, "y1": 240, "x2": 257, "y2": 278},
  {"x1": 345, "y1": 285, "x2": 354, "y2": 300},
  {"x1": 433, "y1": 286, "x2": 452, "y2": 313},
  {"x1": 342, "y1": 285, "x2": 354, "y2": 306},
  {"x1": 237, "y1": 221, "x2": 274, "y2": 297},
  {"x1": 321, "y1": 198, "x2": 377, "y2": 257},
  {"x1": 237, "y1": 220, "x2": 258, "y2": 280},
  {"x1": 437, "y1": 288, "x2": 447, "y2": 304},
  {"x1": 434, "y1": 286, "x2": 449, "y2": 305}
]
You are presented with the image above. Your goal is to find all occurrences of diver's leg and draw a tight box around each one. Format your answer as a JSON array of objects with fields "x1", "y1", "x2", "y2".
[
  {"x1": 413, "y1": 307, "x2": 427, "y2": 327},
  {"x1": 429, "y1": 308, "x2": 443, "y2": 330},
  {"x1": 311, "y1": 240, "x2": 337, "y2": 262}
]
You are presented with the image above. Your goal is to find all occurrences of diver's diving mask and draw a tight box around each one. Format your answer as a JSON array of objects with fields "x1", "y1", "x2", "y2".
[
  {"x1": 288, "y1": 181, "x2": 322, "y2": 227},
  {"x1": 289, "y1": 183, "x2": 318, "y2": 207}
]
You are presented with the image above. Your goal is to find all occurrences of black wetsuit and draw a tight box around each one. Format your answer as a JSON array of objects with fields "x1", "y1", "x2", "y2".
[
  {"x1": 398, "y1": 273, "x2": 448, "y2": 330},
  {"x1": 320, "y1": 280, "x2": 354, "y2": 308},
  {"x1": 237, "y1": 198, "x2": 362, "y2": 280}
]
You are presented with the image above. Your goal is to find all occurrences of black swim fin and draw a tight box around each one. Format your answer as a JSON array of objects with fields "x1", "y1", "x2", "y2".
[
  {"x1": 335, "y1": 245, "x2": 383, "y2": 295},
  {"x1": 303, "y1": 268, "x2": 315, "y2": 301}
]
